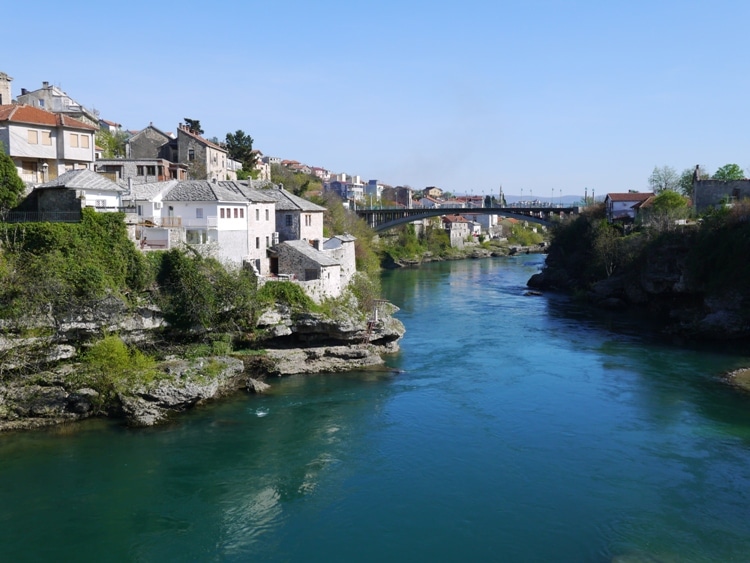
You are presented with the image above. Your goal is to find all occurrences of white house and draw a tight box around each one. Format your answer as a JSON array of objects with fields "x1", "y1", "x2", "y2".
[
  {"x1": 322, "y1": 234, "x2": 357, "y2": 286},
  {"x1": 259, "y1": 184, "x2": 325, "y2": 243},
  {"x1": 35, "y1": 168, "x2": 125, "y2": 210},
  {"x1": 604, "y1": 192, "x2": 654, "y2": 222}
]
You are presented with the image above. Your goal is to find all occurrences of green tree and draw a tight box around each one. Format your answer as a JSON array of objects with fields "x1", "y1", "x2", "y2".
[
  {"x1": 95, "y1": 129, "x2": 128, "y2": 158},
  {"x1": 183, "y1": 118, "x2": 204, "y2": 135},
  {"x1": 225, "y1": 130, "x2": 258, "y2": 173},
  {"x1": 678, "y1": 168, "x2": 695, "y2": 198},
  {"x1": 713, "y1": 163, "x2": 745, "y2": 181},
  {"x1": 0, "y1": 142, "x2": 25, "y2": 215},
  {"x1": 648, "y1": 165, "x2": 679, "y2": 193},
  {"x1": 645, "y1": 190, "x2": 690, "y2": 231}
]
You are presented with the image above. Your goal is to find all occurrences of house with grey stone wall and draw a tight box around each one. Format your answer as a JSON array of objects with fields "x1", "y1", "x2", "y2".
[
  {"x1": 126, "y1": 124, "x2": 175, "y2": 161},
  {"x1": 322, "y1": 234, "x2": 357, "y2": 286},
  {"x1": 273, "y1": 240, "x2": 342, "y2": 302},
  {"x1": 694, "y1": 179, "x2": 750, "y2": 214},
  {"x1": 257, "y1": 185, "x2": 325, "y2": 242}
]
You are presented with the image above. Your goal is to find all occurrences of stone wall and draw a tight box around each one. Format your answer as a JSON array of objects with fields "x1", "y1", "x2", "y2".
[{"x1": 694, "y1": 179, "x2": 750, "y2": 213}]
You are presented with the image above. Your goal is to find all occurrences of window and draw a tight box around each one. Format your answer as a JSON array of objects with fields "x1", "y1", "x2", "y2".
[
  {"x1": 256, "y1": 237, "x2": 260, "y2": 249},
  {"x1": 70, "y1": 133, "x2": 79, "y2": 148},
  {"x1": 146, "y1": 165, "x2": 156, "y2": 176},
  {"x1": 81, "y1": 135, "x2": 90, "y2": 149},
  {"x1": 186, "y1": 230, "x2": 207, "y2": 244},
  {"x1": 240, "y1": 208, "x2": 244, "y2": 218},
  {"x1": 196, "y1": 208, "x2": 204, "y2": 219},
  {"x1": 41, "y1": 131, "x2": 51, "y2": 145},
  {"x1": 305, "y1": 214, "x2": 312, "y2": 226},
  {"x1": 27, "y1": 130, "x2": 38, "y2": 144},
  {"x1": 95, "y1": 199, "x2": 106, "y2": 208},
  {"x1": 220, "y1": 208, "x2": 225, "y2": 219},
  {"x1": 234, "y1": 208, "x2": 238, "y2": 218},
  {"x1": 266, "y1": 236, "x2": 270, "y2": 247},
  {"x1": 265, "y1": 209, "x2": 269, "y2": 221},
  {"x1": 256, "y1": 209, "x2": 260, "y2": 221},
  {"x1": 38, "y1": 99, "x2": 44, "y2": 108},
  {"x1": 188, "y1": 148, "x2": 195, "y2": 161},
  {"x1": 285, "y1": 214, "x2": 293, "y2": 227},
  {"x1": 137, "y1": 166, "x2": 145, "y2": 176}
]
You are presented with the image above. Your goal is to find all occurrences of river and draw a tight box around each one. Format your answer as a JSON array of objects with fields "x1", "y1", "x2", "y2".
[{"x1": 2, "y1": 255, "x2": 750, "y2": 562}]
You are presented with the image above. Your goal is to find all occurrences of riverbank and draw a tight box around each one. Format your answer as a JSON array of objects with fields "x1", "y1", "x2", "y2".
[{"x1": 0, "y1": 299, "x2": 405, "y2": 432}]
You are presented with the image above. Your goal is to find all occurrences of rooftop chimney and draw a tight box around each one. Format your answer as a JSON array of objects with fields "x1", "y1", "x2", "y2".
[{"x1": 42, "y1": 81, "x2": 49, "y2": 89}]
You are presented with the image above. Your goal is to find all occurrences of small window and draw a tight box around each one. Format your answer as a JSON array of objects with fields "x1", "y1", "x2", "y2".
[
  {"x1": 81, "y1": 135, "x2": 90, "y2": 149},
  {"x1": 220, "y1": 208, "x2": 225, "y2": 219},
  {"x1": 265, "y1": 236, "x2": 270, "y2": 247},
  {"x1": 265, "y1": 209, "x2": 269, "y2": 221},
  {"x1": 146, "y1": 165, "x2": 156, "y2": 175},
  {"x1": 38, "y1": 99, "x2": 45, "y2": 108},
  {"x1": 196, "y1": 208, "x2": 204, "y2": 219},
  {"x1": 41, "y1": 131, "x2": 52, "y2": 145},
  {"x1": 188, "y1": 148, "x2": 195, "y2": 161},
  {"x1": 234, "y1": 208, "x2": 238, "y2": 218},
  {"x1": 256, "y1": 237, "x2": 260, "y2": 249},
  {"x1": 240, "y1": 208, "x2": 244, "y2": 218},
  {"x1": 137, "y1": 166, "x2": 145, "y2": 176},
  {"x1": 70, "y1": 133, "x2": 79, "y2": 148},
  {"x1": 305, "y1": 214, "x2": 312, "y2": 226},
  {"x1": 285, "y1": 214, "x2": 293, "y2": 227},
  {"x1": 256, "y1": 209, "x2": 260, "y2": 221},
  {"x1": 27, "y1": 130, "x2": 38, "y2": 144}
]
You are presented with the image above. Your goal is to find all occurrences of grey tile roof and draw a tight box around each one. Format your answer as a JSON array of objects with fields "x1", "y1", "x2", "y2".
[
  {"x1": 163, "y1": 180, "x2": 248, "y2": 203},
  {"x1": 37, "y1": 169, "x2": 125, "y2": 192},
  {"x1": 256, "y1": 185, "x2": 326, "y2": 211},
  {"x1": 330, "y1": 233, "x2": 356, "y2": 242},
  {"x1": 125, "y1": 180, "x2": 178, "y2": 201},
  {"x1": 282, "y1": 240, "x2": 339, "y2": 266}
]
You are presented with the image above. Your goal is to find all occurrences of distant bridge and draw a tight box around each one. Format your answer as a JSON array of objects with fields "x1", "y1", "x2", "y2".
[{"x1": 355, "y1": 206, "x2": 579, "y2": 232}]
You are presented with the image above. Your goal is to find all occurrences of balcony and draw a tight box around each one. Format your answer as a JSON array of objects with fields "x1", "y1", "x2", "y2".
[{"x1": 138, "y1": 216, "x2": 217, "y2": 228}]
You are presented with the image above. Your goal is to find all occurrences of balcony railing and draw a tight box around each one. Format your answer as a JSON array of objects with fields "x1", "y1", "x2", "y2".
[
  {"x1": 2, "y1": 211, "x2": 82, "y2": 223},
  {"x1": 138, "y1": 216, "x2": 217, "y2": 228}
]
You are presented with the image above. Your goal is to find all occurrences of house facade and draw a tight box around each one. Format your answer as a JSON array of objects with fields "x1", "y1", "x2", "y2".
[
  {"x1": 442, "y1": 214, "x2": 470, "y2": 248},
  {"x1": 95, "y1": 158, "x2": 188, "y2": 184},
  {"x1": 34, "y1": 169, "x2": 125, "y2": 211},
  {"x1": 260, "y1": 185, "x2": 325, "y2": 242},
  {"x1": 15, "y1": 81, "x2": 99, "y2": 127},
  {"x1": 126, "y1": 124, "x2": 175, "y2": 161},
  {"x1": 274, "y1": 240, "x2": 342, "y2": 303},
  {"x1": 0, "y1": 104, "x2": 96, "y2": 183},
  {"x1": 176, "y1": 124, "x2": 233, "y2": 181},
  {"x1": 604, "y1": 192, "x2": 654, "y2": 222}
]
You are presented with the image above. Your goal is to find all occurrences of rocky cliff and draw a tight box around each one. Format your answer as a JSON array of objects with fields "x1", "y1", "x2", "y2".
[{"x1": 0, "y1": 296, "x2": 405, "y2": 431}]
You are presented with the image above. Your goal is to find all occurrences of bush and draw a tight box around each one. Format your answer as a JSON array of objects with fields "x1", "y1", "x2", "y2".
[
  {"x1": 74, "y1": 335, "x2": 159, "y2": 410},
  {"x1": 257, "y1": 280, "x2": 315, "y2": 310}
]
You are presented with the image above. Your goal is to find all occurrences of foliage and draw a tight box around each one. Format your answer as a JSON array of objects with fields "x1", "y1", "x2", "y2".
[
  {"x1": 678, "y1": 168, "x2": 695, "y2": 198},
  {"x1": 651, "y1": 190, "x2": 689, "y2": 211},
  {"x1": 257, "y1": 281, "x2": 315, "y2": 310},
  {"x1": 225, "y1": 129, "x2": 257, "y2": 172},
  {"x1": 155, "y1": 248, "x2": 258, "y2": 331},
  {"x1": 270, "y1": 164, "x2": 322, "y2": 197},
  {"x1": 0, "y1": 210, "x2": 153, "y2": 319},
  {"x1": 183, "y1": 118, "x2": 204, "y2": 135},
  {"x1": 95, "y1": 129, "x2": 128, "y2": 158},
  {"x1": 0, "y1": 142, "x2": 25, "y2": 214},
  {"x1": 508, "y1": 223, "x2": 544, "y2": 246},
  {"x1": 187, "y1": 159, "x2": 208, "y2": 180},
  {"x1": 74, "y1": 335, "x2": 159, "y2": 410},
  {"x1": 648, "y1": 165, "x2": 679, "y2": 194},
  {"x1": 348, "y1": 272, "x2": 382, "y2": 314},
  {"x1": 713, "y1": 163, "x2": 745, "y2": 181}
]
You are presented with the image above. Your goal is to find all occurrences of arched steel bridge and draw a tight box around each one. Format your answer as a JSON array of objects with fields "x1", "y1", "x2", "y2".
[{"x1": 355, "y1": 206, "x2": 579, "y2": 232}]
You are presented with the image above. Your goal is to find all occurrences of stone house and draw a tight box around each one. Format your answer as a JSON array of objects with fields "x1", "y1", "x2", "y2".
[
  {"x1": 176, "y1": 124, "x2": 234, "y2": 181},
  {"x1": 604, "y1": 192, "x2": 654, "y2": 222},
  {"x1": 258, "y1": 185, "x2": 325, "y2": 242},
  {"x1": 0, "y1": 104, "x2": 97, "y2": 183},
  {"x1": 33, "y1": 169, "x2": 125, "y2": 211},
  {"x1": 321, "y1": 234, "x2": 357, "y2": 286},
  {"x1": 126, "y1": 124, "x2": 175, "y2": 161},
  {"x1": 273, "y1": 240, "x2": 342, "y2": 303},
  {"x1": 95, "y1": 158, "x2": 188, "y2": 184},
  {"x1": 693, "y1": 179, "x2": 750, "y2": 214}
]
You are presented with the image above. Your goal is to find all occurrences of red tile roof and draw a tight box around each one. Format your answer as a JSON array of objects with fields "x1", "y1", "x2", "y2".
[{"x1": 0, "y1": 104, "x2": 97, "y2": 130}]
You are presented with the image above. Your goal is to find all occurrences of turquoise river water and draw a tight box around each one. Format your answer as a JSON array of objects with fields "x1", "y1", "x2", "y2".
[{"x1": 3, "y1": 255, "x2": 750, "y2": 562}]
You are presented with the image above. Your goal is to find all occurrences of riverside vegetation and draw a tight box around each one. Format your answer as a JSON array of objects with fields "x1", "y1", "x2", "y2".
[
  {"x1": 0, "y1": 208, "x2": 404, "y2": 430},
  {"x1": 528, "y1": 200, "x2": 750, "y2": 346}
]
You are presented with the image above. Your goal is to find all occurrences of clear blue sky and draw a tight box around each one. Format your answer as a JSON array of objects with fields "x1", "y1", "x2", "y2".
[{"x1": 5, "y1": 0, "x2": 749, "y2": 196}]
